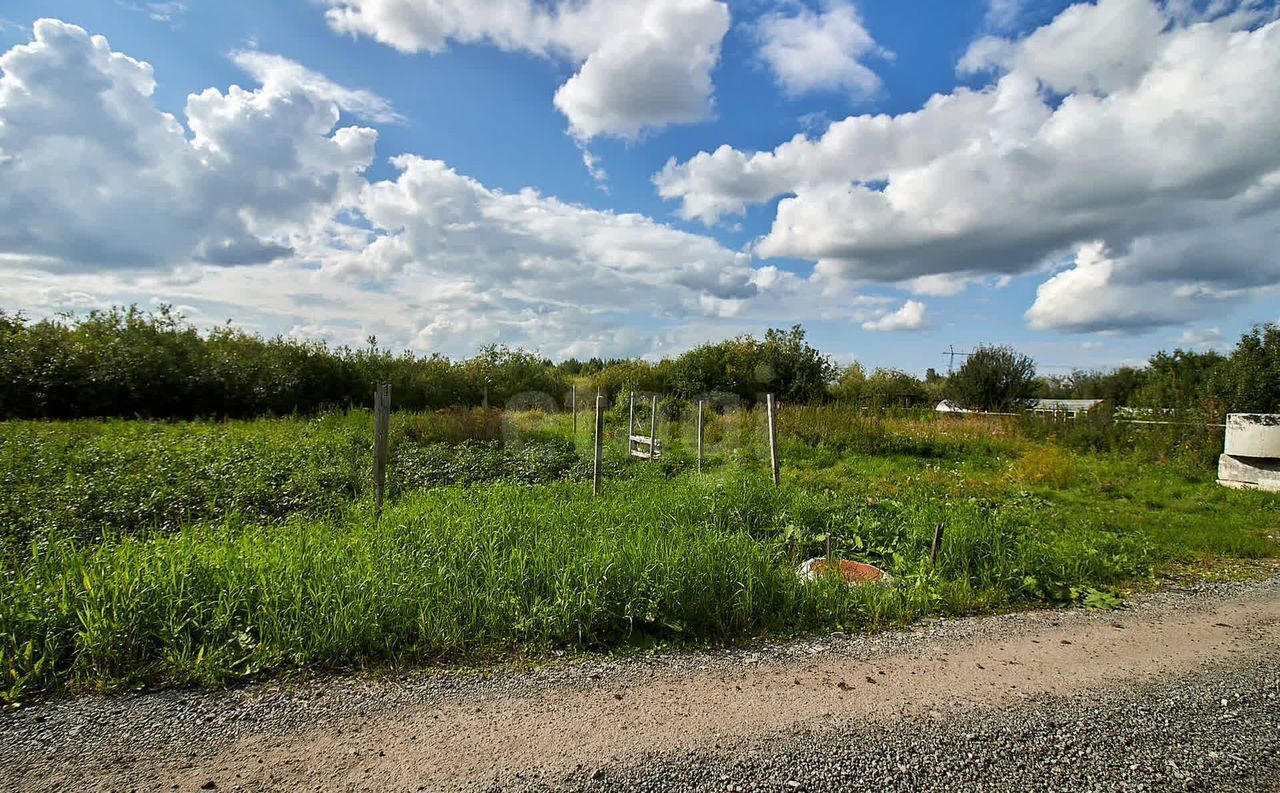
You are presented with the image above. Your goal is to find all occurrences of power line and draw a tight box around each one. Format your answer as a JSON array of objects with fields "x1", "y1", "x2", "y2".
[{"x1": 943, "y1": 345, "x2": 1110, "y2": 375}]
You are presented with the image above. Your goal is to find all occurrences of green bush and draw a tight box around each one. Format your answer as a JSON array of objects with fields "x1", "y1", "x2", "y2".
[{"x1": 0, "y1": 307, "x2": 569, "y2": 419}]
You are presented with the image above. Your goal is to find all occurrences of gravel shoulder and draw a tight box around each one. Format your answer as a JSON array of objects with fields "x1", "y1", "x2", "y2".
[{"x1": 3, "y1": 576, "x2": 1279, "y2": 792}]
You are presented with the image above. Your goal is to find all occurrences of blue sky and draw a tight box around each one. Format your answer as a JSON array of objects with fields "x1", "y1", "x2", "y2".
[{"x1": 1, "y1": 0, "x2": 1278, "y2": 375}]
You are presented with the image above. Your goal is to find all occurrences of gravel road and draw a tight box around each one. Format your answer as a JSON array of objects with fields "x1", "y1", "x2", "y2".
[{"x1": 3, "y1": 575, "x2": 1278, "y2": 792}]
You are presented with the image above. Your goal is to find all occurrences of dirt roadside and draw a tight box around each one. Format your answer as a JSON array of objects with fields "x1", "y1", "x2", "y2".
[{"x1": 5, "y1": 577, "x2": 1279, "y2": 792}]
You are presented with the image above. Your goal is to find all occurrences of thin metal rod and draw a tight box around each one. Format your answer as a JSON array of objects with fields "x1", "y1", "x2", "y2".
[
  {"x1": 571, "y1": 384, "x2": 577, "y2": 436},
  {"x1": 766, "y1": 393, "x2": 779, "y2": 487},
  {"x1": 374, "y1": 383, "x2": 390, "y2": 518},
  {"x1": 697, "y1": 399, "x2": 704, "y2": 473},
  {"x1": 592, "y1": 393, "x2": 604, "y2": 496},
  {"x1": 650, "y1": 394, "x2": 658, "y2": 456}
]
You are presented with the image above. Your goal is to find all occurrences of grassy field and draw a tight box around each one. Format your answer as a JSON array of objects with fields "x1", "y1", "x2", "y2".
[{"x1": 1, "y1": 403, "x2": 1277, "y2": 702}]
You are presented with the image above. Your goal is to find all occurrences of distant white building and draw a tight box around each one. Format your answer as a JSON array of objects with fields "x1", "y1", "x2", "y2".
[
  {"x1": 935, "y1": 398, "x2": 1104, "y2": 417},
  {"x1": 1029, "y1": 398, "x2": 1104, "y2": 418}
]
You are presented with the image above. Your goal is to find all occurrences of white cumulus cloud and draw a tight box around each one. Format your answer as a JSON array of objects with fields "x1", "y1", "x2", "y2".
[
  {"x1": 322, "y1": 0, "x2": 729, "y2": 140},
  {"x1": 1, "y1": 18, "x2": 884, "y2": 360},
  {"x1": 1175, "y1": 326, "x2": 1226, "y2": 350},
  {"x1": 656, "y1": 0, "x2": 1280, "y2": 333},
  {"x1": 984, "y1": 0, "x2": 1025, "y2": 31},
  {"x1": 861, "y1": 300, "x2": 928, "y2": 332},
  {"x1": 900, "y1": 273, "x2": 973, "y2": 297},
  {"x1": 0, "y1": 19, "x2": 378, "y2": 272},
  {"x1": 331, "y1": 154, "x2": 760, "y2": 319},
  {"x1": 754, "y1": 1, "x2": 887, "y2": 99},
  {"x1": 230, "y1": 50, "x2": 404, "y2": 124}
]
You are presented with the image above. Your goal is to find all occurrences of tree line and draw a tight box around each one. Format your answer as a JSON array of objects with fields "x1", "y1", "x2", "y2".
[
  {"x1": 833, "y1": 326, "x2": 1279, "y2": 416},
  {"x1": 0, "y1": 306, "x2": 1276, "y2": 419}
]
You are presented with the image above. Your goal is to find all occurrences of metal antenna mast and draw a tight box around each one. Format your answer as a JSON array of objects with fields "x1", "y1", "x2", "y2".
[{"x1": 943, "y1": 344, "x2": 970, "y2": 374}]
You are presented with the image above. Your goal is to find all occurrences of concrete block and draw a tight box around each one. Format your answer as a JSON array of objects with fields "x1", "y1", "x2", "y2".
[
  {"x1": 1218, "y1": 453, "x2": 1280, "y2": 493},
  {"x1": 1224, "y1": 413, "x2": 1280, "y2": 458}
]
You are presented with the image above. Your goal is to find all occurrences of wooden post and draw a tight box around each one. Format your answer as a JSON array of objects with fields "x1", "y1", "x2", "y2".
[
  {"x1": 571, "y1": 384, "x2": 577, "y2": 436},
  {"x1": 592, "y1": 393, "x2": 604, "y2": 496},
  {"x1": 649, "y1": 395, "x2": 658, "y2": 456},
  {"x1": 930, "y1": 523, "x2": 945, "y2": 567},
  {"x1": 696, "y1": 399, "x2": 704, "y2": 473},
  {"x1": 373, "y1": 383, "x2": 390, "y2": 518},
  {"x1": 766, "y1": 393, "x2": 780, "y2": 487},
  {"x1": 482, "y1": 383, "x2": 489, "y2": 410}
]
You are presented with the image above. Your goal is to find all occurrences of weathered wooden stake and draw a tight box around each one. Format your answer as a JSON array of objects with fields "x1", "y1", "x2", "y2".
[
  {"x1": 571, "y1": 384, "x2": 577, "y2": 436},
  {"x1": 930, "y1": 523, "x2": 945, "y2": 567},
  {"x1": 592, "y1": 393, "x2": 604, "y2": 496},
  {"x1": 373, "y1": 383, "x2": 391, "y2": 519},
  {"x1": 482, "y1": 383, "x2": 489, "y2": 410},
  {"x1": 649, "y1": 394, "x2": 658, "y2": 455},
  {"x1": 696, "y1": 399, "x2": 704, "y2": 473},
  {"x1": 766, "y1": 393, "x2": 780, "y2": 487}
]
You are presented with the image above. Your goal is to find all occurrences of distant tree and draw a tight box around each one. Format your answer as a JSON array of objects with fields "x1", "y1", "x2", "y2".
[
  {"x1": 1092, "y1": 366, "x2": 1148, "y2": 406},
  {"x1": 946, "y1": 345, "x2": 1037, "y2": 411},
  {"x1": 1035, "y1": 367, "x2": 1148, "y2": 405},
  {"x1": 555, "y1": 358, "x2": 584, "y2": 376},
  {"x1": 583, "y1": 358, "x2": 668, "y2": 400},
  {"x1": 459, "y1": 344, "x2": 568, "y2": 406},
  {"x1": 864, "y1": 368, "x2": 928, "y2": 408},
  {"x1": 923, "y1": 367, "x2": 946, "y2": 401},
  {"x1": 1133, "y1": 349, "x2": 1228, "y2": 412},
  {"x1": 828, "y1": 362, "x2": 867, "y2": 403},
  {"x1": 666, "y1": 325, "x2": 833, "y2": 402},
  {"x1": 1219, "y1": 323, "x2": 1280, "y2": 413},
  {"x1": 828, "y1": 362, "x2": 928, "y2": 408},
  {"x1": 758, "y1": 325, "x2": 835, "y2": 402}
]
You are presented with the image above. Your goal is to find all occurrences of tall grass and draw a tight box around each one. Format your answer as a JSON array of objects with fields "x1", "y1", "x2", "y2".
[
  {"x1": 1, "y1": 403, "x2": 1276, "y2": 702},
  {"x1": 0, "y1": 475, "x2": 1180, "y2": 700},
  {"x1": 0, "y1": 411, "x2": 590, "y2": 556},
  {"x1": 1018, "y1": 405, "x2": 1223, "y2": 467},
  {"x1": 0, "y1": 416, "x2": 366, "y2": 555},
  {"x1": 780, "y1": 406, "x2": 1020, "y2": 460}
]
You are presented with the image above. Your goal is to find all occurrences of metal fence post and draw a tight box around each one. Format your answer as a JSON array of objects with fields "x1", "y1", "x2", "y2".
[
  {"x1": 767, "y1": 393, "x2": 779, "y2": 487},
  {"x1": 650, "y1": 394, "x2": 658, "y2": 456},
  {"x1": 697, "y1": 398, "x2": 704, "y2": 473},
  {"x1": 374, "y1": 383, "x2": 390, "y2": 518},
  {"x1": 593, "y1": 393, "x2": 604, "y2": 496}
]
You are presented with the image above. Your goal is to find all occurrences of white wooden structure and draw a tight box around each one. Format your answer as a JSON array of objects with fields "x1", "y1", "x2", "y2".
[{"x1": 627, "y1": 392, "x2": 662, "y2": 459}]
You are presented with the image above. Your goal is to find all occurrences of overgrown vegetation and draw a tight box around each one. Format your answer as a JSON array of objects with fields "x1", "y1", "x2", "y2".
[
  {"x1": 3, "y1": 306, "x2": 1278, "y2": 419},
  {"x1": 0, "y1": 409, "x2": 601, "y2": 556},
  {"x1": 1, "y1": 402, "x2": 1275, "y2": 702},
  {"x1": 945, "y1": 345, "x2": 1038, "y2": 412},
  {"x1": 2, "y1": 307, "x2": 1277, "y2": 700},
  {"x1": 0, "y1": 307, "x2": 567, "y2": 418}
]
